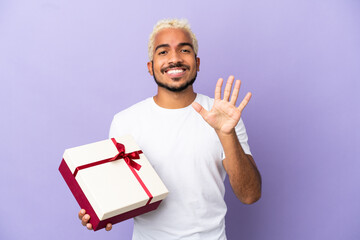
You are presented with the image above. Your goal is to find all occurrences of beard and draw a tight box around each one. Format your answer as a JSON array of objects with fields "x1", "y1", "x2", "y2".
[{"x1": 152, "y1": 63, "x2": 197, "y2": 92}]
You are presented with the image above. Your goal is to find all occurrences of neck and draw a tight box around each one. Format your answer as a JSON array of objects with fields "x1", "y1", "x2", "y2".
[{"x1": 153, "y1": 86, "x2": 197, "y2": 109}]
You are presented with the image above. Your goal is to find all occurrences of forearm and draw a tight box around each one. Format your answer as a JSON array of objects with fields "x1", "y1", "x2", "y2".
[{"x1": 218, "y1": 130, "x2": 261, "y2": 204}]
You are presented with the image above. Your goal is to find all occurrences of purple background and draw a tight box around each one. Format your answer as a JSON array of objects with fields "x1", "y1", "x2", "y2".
[{"x1": 1, "y1": 0, "x2": 359, "y2": 239}]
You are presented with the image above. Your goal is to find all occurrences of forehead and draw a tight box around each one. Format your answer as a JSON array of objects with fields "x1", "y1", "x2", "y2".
[{"x1": 154, "y1": 28, "x2": 192, "y2": 48}]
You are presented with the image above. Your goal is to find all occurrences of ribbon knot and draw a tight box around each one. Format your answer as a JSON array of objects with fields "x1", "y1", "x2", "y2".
[{"x1": 110, "y1": 138, "x2": 143, "y2": 171}]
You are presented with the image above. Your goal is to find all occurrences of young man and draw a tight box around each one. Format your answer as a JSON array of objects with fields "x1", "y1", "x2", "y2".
[{"x1": 79, "y1": 19, "x2": 261, "y2": 239}]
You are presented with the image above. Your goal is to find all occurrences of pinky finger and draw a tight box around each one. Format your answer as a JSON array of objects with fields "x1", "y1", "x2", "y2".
[
  {"x1": 238, "y1": 92, "x2": 252, "y2": 111},
  {"x1": 105, "y1": 223, "x2": 112, "y2": 231},
  {"x1": 86, "y1": 223, "x2": 93, "y2": 230}
]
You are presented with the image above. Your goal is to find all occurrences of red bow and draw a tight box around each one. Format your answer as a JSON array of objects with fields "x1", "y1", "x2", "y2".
[{"x1": 110, "y1": 138, "x2": 143, "y2": 171}]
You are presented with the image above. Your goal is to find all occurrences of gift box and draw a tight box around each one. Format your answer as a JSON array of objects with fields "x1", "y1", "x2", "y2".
[{"x1": 59, "y1": 135, "x2": 169, "y2": 231}]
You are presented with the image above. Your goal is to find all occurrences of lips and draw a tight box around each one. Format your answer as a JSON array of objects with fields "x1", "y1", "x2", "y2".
[{"x1": 161, "y1": 64, "x2": 189, "y2": 78}]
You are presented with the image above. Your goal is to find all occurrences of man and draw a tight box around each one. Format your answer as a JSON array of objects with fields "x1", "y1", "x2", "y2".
[{"x1": 79, "y1": 19, "x2": 261, "y2": 239}]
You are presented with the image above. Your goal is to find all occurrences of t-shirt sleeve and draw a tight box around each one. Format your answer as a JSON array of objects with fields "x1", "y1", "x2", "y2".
[
  {"x1": 109, "y1": 118, "x2": 116, "y2": 138},
  {"x1": 235, "y1": 118, "x2": 251, "y2": 155},
  {"x1": 109, "y1": 111, "x2": 136, "y2": 139},
  {"x1": 221, "y1": 118, "x2": 251, "y2": 159},
  {"x1": 109, "y1": 115, "x2": 121, "y2": 138}
]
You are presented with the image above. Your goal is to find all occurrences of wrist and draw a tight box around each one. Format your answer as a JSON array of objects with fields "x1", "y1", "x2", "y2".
[{"x1": 215, "y1": 128, "x2": 237, "y2": 139}]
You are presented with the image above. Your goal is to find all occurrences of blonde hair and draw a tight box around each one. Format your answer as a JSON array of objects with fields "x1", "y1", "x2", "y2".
[{"x1": 148, "y1": 19, "x2": 198, "y2": 61}]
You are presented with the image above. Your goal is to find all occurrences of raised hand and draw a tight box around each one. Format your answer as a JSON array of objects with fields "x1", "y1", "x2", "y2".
[{"x1": 192, "y1": 76, "x2": 251, "y2": 135}]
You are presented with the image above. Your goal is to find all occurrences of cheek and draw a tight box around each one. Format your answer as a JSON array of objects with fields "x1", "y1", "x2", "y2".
[
  {"x1": 185, "y1": 57, "x2": 197, "y2": 67},
  {"x1": 154, "y1": 61, "x2": 164, "y2": 73}
]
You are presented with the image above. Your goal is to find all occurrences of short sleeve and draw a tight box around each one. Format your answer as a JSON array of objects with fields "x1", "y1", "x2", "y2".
[
  {"x1": 109, "y1": 116, "x2": 122, "y2": 138},
  {"x1": 221, "y1": 118, "x2": 251, "y2": 159},
  {"x1": 235, "y1": 118, "x2": 251, "y2": 155},
  {"x1": 109, "y1": 117, "x2": 116, "y2": 138}
]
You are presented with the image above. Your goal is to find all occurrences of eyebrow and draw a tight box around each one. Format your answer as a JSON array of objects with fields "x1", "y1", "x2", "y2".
[
  {"x1": 154, "y1": 42, "x2": 194, "y2": 52},
  {"x1": 178, "y1": 42, "x2": 194, "y2": 49}
]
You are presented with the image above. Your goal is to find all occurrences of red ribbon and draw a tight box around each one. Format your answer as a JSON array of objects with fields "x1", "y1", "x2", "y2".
[
  {"x1": 73, "y1": 138, "x2": 153, "y2": 205},
  {"x1": 109, "y1": 138, "x2": 143, "y2": 171}
]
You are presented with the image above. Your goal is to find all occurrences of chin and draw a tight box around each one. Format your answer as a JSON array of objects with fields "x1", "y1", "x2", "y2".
[{"x1": 154, "y1": 75, "x2": 196, "y2": 92}]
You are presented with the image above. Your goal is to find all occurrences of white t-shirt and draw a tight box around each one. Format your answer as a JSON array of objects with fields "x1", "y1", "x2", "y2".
[{"x1": 109, "y1": 94, "x2": 251, "y2": 240}]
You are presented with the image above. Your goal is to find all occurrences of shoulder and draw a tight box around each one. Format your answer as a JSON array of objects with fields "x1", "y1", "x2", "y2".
[
  {"x1": 113, "y1": 97, "x2": 153, "y2": 120},
  {"x1": 109, "y1": 97, "x2": 153, "y2": 138},
  {"x1": 195, "y1": 93, "x2": 214, "y2": 111}
]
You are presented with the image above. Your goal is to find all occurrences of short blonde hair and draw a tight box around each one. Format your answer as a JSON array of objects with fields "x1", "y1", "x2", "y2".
[{"x1": 148, "y1": 19, "x2": 198, "y2": 61}]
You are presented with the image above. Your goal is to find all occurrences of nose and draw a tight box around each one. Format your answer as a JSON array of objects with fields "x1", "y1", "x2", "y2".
[{"x1": 168, "y1": 50, "x2": 183, "y2": 64}]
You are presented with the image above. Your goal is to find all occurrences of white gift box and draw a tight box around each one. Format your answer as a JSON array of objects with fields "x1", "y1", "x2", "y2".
[{"x1": 59, "y1": 135, "x2": 169, "y2": 231}]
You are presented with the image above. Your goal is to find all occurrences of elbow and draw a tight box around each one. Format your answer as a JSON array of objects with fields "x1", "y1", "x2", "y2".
[
  {"x1": 229, "y1": 171, "x2": 262, "y2": 204},
  {"x1": 239, "y1": 192, "x2": 261, "y2": 205},
  {"x1": 234, "y1": 186, "x2": 262, "y2": 204}
]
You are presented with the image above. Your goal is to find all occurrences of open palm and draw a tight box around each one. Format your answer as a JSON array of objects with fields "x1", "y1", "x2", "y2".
[{"x1": 192, "y1": 76, "x2": 252, "y2": 135}]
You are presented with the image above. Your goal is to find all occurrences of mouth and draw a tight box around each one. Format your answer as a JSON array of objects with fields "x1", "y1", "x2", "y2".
[
  {"x1": 161, "y1": 63, "x2": 190, "y2": 79},
  {"x1": 165, "y1": 67, "x2": 187, "y2": 78}
]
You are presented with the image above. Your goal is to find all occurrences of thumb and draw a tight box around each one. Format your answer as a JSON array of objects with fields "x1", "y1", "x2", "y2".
[{"x1": 191, "y1": 102, "x2": 208, "y2": 118}]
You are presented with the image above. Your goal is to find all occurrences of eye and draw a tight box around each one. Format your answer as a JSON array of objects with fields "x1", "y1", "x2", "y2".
[
  {"x1": 158, "y1": 50, "x2": 167, "y2": 55},
  {"x1": 181, "y1": 49, "x2": 191, "y2": 53}
]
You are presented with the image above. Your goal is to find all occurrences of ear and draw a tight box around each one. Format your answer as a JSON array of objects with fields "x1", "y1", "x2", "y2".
[
  {"x1": 196, "y1": 57, "x2": 200, "y2": 72},
  {"x1": 147, "y1": 61, "x2": 154, "y2": 76}
]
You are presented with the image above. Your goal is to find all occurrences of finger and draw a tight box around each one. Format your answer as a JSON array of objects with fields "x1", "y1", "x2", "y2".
[
  {"x1": 86, "y1": 223, "x2": 93, "y2": 230},
  {"x1": 230, "y1": 80, "x2": 241, "y2": 105},
  {"x1": 237, "y1": 92, "x2": 252, "y2": 112},
  {"x1": 191, "y1": 102, "x2": 209, "y2": 119},
  {"x1": 78, "y1": 209, "x2": 86, "y2": 220},
  {"x1": 214, "y1": 78, "x2": 223, "y2": 100},
  {"x1": 105, "y1": 223, "x2": 113, "y2": 231},
  {"x1": 223, "y1": 76, "x2": 235, "y2": 101},
  {"x1": 82, "y1": 214, "x2": 90, "y2": 226}
]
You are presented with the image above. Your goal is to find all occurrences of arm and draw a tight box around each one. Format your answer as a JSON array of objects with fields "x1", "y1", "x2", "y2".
[
  {"x1": 218, "y1": 130, "x2": 261, "y2": 204},
  {"x1": 192, "y1": 76, "x2": 261, "y2": 204}
]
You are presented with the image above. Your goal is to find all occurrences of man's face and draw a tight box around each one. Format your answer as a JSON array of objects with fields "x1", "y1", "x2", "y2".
[{"x1": 147, "y1": 28, "x2": 200, "y2": 92}]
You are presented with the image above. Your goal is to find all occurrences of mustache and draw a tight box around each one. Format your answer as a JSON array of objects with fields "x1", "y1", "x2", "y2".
[{"x1": 161, "y1": 63, "x2": 190, "y2": 74}]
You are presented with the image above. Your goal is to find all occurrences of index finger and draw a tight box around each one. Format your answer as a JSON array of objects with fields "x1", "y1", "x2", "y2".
[{"x1": 214, "y1": 78, "x2": 224, "y2": 100}]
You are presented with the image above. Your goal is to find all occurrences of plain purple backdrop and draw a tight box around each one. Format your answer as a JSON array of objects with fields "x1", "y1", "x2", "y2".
[{"x1": 1, "y1": 0, "x2": 359, "y2": 239}]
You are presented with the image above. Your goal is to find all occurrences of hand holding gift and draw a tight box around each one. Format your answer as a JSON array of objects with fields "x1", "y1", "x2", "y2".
[{"x1": 78, "y1": 209, "x2": 112, "y2": 231}]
